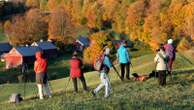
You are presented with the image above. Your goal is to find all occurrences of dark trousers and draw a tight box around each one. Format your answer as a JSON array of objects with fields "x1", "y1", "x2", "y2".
[
  {"x1": 72, "y1": 75, "x2": 88, "y2": 92},
  {"x1": 120, "y1": 63, "x2": 130, "y2": 80},
  {"x1": 157, "y1": 70, "x2": 167, "y2": 86}
]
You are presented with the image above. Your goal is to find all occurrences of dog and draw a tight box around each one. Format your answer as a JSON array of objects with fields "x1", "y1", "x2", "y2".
[{"x1": 132, "y1": 73, "x2": 148, "y2": 81}]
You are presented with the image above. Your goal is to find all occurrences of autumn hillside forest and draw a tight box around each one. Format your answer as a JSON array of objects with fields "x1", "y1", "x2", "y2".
[{"x1": 0, "y1": 0, "x2": 194, "y2": 63}]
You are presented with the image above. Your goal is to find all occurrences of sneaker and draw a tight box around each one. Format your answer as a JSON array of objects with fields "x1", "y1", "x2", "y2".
[
  {"x1": 91, "y1": 91, "x2": 96, "y2": 97},
  {"x1": 104, "y1": 94, "x2": 110, "y2": 98}
]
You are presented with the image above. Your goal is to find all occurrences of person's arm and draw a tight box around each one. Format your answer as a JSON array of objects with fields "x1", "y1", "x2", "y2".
[
  {"x1": 42, "y1": 60, "x2": 47, "y2": 73},
  {"x1": 34, "y1": 61, "x2": 38, "y2": 73},
  {"x1": 126, "y1": 49, "x2": 130, "y2": 63},
  {"x1": 154, "y1": 54, "x2": 159, "y2": 64},
  {"x1": 104, "y1": 56, "x2": 113, "y2": 68}
]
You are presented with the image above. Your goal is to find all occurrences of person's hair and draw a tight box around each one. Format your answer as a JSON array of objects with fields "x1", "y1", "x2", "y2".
[
  {"x1": 36, "y1": 51, "x2": 43, "y2": 57},
  {"x1": 159, "y1": 44, "x2": 165, "y2": 51}
]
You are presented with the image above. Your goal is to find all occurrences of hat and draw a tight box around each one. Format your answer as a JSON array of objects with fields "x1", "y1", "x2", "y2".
[
  {"x1": 104, "y1": 47, "x2": 110, "y2": 55},
  {"x1": 167, "y1": 39, "x2": 173, "y2": 44}
]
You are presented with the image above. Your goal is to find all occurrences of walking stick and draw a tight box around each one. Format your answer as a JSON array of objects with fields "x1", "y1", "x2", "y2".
[
  {"x1": 61, "y1": 76, "x2": 71, "y2": 104},
  {"x1": 22, "y1": 64, "x2": 28, "y2": 99},
  {"x1": 112, "y1": 65, "x2": 122, "y2": 80}
]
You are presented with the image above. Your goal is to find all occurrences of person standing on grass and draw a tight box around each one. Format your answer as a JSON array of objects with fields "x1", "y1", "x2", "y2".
[
  {"x1": 164, "y1": 39, "x2": 176, "y2": 74},
  {"x1": 34, "y1": 51, "x2": 52, "y2": 100},
  {"x1": 154, "y1": 45, "x2": 168, "y2": 86},
  {"x1": 70, "y1": 51, "x2": 88, "y2": 93},
  {"x1": 92, "y1": 47, "x2": 113, "y2": 98},
  {"x1": 117, "y1": 40, "x2": 131, "y2": 81}
]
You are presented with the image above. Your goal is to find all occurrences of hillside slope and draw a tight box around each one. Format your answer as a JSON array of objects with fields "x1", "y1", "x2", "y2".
[{"x1": 0, "y1": 53, "x2": 194, "y2": 110}]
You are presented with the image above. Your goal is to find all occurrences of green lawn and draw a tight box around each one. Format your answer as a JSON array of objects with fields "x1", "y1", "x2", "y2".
[
  {"x1": 0, "y1": 52, "x2": 193, "y2": 110},
  {"x1": 0, "y1": 54, "x2": 72, "y2": 84}
]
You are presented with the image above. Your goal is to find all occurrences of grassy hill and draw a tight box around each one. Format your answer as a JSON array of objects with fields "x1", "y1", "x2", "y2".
[{"x1": 0, "y1": 52, "x2": 193, "y2": 110}]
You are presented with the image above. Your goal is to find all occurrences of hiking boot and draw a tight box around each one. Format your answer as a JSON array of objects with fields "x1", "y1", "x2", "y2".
[{"x1": 91, "y1": 91, "x2": 96, "y2": 97}]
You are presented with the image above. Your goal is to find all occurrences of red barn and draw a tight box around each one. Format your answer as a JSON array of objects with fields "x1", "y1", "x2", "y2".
[{"x1": 3, "y1": 46, "x2": 41, "y2": 69}]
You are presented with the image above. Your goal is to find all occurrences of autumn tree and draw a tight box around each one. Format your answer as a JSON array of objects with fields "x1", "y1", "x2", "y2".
[
  {"x1": 125, "y1": 0, "x2": 145, "y2": 41},
  {"x1": 83, "y1": 32, "x2": 111, "y2": 64},
  {"x1": 48, "y1": 7, "x2": 75, "y2": 44},
  {"x1": 4, "y1": 9, "x2": 48, "y2": 45},
  {"x1": 25, "y1": 0, "x2": 40, "y2": 8}
]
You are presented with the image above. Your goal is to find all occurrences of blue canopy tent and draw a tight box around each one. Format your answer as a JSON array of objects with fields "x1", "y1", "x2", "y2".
[{"x1": 75, "y1": 36, "x2": 90, "y2": 52}]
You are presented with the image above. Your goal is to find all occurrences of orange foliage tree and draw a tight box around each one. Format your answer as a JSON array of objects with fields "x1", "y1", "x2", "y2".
[
  {"x1": 48, "y1": 7, "x2": 76, "y2": 44},
  {"x1": 83, "y1": 32, "x2": 110, "y2": 64},
  {"x1": 4, "y1": 9, "x2": 47, "y2": 46}
]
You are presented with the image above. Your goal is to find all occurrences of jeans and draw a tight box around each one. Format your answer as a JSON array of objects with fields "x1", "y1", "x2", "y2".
[{"x1": 94, "y1": 72, "x2": 112, "y2": 97}]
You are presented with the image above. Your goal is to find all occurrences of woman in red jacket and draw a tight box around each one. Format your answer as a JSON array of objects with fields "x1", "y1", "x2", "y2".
[
  {"x1": 70, "y1": 51, "x2": 88, "y2": 93},
  {"x1": 34, "y1": 51, "x2": 51, "y2": 99}
]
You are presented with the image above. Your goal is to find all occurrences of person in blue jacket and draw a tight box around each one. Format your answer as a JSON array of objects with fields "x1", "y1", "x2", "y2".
[{"x1": 117, "y1": 40, "x2": 131, "y2": 81}]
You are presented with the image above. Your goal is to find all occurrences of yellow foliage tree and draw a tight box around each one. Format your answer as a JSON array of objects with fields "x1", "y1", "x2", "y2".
[{"x1": 83, "y1": 32, "x2": 109, "y2": 64}]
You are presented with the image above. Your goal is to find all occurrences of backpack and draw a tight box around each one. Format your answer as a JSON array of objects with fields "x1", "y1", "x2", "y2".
[
  {"x1": 9, "y1": 93, "x2": 23, "y2": 104},
  {"x1": 93, "y1": 54, "x2": 105, "y2": 71}
]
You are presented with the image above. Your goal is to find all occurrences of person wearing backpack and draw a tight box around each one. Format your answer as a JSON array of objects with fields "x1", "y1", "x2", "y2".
[
  {"x1": 92, "y1": 47, "x2": 113, "y2": 98},
  {"x1": 117, "y1": 40, "x2": 131, "y2": 81},
  {"x1": 34, "y1": 51, "x2": 52, "y2": 100},
  {"x1": 164, "y1": 39, "x2": 176, "y2": 74},
  {"x1": 70, "y1": 51, "x2": 88, "y2": 93},
  {"x1": 154, "y1": 45, "x2": 168, "y2": 86}
]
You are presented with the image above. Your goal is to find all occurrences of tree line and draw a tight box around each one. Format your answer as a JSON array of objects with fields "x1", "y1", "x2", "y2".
[{"x1": 1, "y1": 0, "x2": 194, "y2": 63}]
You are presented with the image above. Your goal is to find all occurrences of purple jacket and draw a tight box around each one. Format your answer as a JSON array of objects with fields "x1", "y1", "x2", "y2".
[{"x1": 164, "y1": 44, "x2": 176, "y2": 60}]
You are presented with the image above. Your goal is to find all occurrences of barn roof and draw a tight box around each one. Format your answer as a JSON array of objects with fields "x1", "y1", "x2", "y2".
[
  {"x1": 35, "y1": 41, "x2": 57, "y2": 50},
  {"x1": 15, "y1": 46, "x2": 41, "y2": 57},
  {"x1": 0, "y1": 42, "x2": 12, "y2": 52},
  {"x1": 76, "y1": 36, "x2": 90, "y2": 47}
]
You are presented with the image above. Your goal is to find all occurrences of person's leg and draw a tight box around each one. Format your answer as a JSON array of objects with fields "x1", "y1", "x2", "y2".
[
  {"x1": 72, "y1": 78, "x2": 78, "y2": 92},
  {"x1": 158, "y1": 71, "x2": 163, "y2": 86},
  {"x1": 104, "y1": 74, "x2": 111, "y2": 98},
  {"x1": 79, "y1": 75, "x2": 88, "y2": 91},
  {"x1": 44, "y1": 83, "x2": 52, "y2": 98},
  {"x1": 93, "y1": 73, "x2": 105, "y2": 94},
  {"x1": 126, "y1": 63, "x2": 130, "y2": 79},
  {"x1": 162, "y1": 71, "x2": 167, "y2": 86},
  {"x1": 168, "y1": 59, "x2": 173, "y2": 72},
  {"x1": 120, "y1": 64, "x2": 125, "y2": 80},
  {"x1": 36, "y1": 73, "x2": 44, "y2": 99},
  {"x1": 37, "y1": 84, "x2": 43, "y2": 99}
]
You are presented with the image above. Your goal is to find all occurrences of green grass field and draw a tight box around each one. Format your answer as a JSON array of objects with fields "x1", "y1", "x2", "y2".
[{"x1": 0, "y1": 51, "x2": 193, "y2": 110}]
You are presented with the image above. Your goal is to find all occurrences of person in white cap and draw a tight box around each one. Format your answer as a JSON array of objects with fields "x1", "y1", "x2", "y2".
[
  {"x1": 164, "y1": 39, "x2": 176, "y2": 75},
  {"x1": 92, "y1": 47, "x2": 113, "y2": 98}
]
